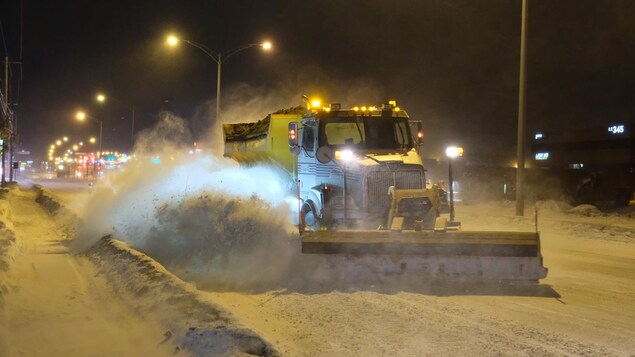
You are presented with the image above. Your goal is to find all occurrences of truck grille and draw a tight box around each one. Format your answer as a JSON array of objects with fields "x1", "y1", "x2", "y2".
[{"x1": 367, "y1": 168, "x2": 424, "y2": 214}]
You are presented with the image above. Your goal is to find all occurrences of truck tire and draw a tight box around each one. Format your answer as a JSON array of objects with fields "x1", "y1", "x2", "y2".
[{"x1": 301, "y1": 202, "x2": 322, "y2": 231}]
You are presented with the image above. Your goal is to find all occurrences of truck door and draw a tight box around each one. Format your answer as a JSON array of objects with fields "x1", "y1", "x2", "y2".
[{"x1": 298, "y1": 123, "x2": 318, "y2": 190}]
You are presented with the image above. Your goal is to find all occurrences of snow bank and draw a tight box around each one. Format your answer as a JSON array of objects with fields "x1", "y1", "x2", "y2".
[
  {"x1": 567, "y1": 204, "x2": 604, "y2": 217},
  {"x1": 32, "y1": 184, "x2": 76, "y2": 219},
  {"x1": 34, "y1": 169, "x2": 279, "y2": 356},
  {"x1": 0, "y1": 187, "x2": 16, "y2": 272},
  {"x1": 84, "y1": 236, "x2": 278, "y2": 357},
  {"x1": 0, "y1": 187, "x2": 16, "y2": 335}
]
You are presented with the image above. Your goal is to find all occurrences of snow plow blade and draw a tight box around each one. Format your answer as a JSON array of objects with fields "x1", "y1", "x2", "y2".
[{"x1": 301, "y1": 230, "x2": 548, "y2": 281}]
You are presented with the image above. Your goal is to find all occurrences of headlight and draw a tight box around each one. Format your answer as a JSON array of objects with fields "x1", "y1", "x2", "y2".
[{"x1": 335, "y1": 150, "x2": 354, "y2": 161}]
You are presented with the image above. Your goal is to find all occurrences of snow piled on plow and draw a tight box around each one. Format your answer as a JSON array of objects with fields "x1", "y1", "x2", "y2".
[{"x1": 137, "y1": 193, "x2": 299, "y2": 289}]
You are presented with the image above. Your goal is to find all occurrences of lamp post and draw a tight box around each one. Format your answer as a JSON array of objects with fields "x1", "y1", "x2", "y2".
[
  {"x1": 516, "y1": 0, "x2": 529, "y2": 216},
  {"x1": 96, "y1": 92, "x2": 136, "y2": 150},
  {"x1": 446, "y1": 146, "x2": 464, "y2": 226},
  {"x1": 76, "y1": 111, "x2": 103, "y2": 174},
  {"x1": 166, "y1": 35, "x2": 272, "y2": 123}
]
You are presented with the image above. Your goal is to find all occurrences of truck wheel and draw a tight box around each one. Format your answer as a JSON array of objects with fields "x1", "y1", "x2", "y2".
[{"x1": 301, "y1": 203, "x2": 322, "y2": 231}]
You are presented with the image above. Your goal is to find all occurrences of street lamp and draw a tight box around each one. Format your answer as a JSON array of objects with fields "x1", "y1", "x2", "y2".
[
  {"x1": 446, "y1": 146, "x2": 463, "y2": 226},
  {"x1": 95, "y1": 92, "x2": 136, "y2": 149},
  {"x1": 166, "y1": 34, "x2": 272, "y2": 123},
  {"x1": 75, "y1": 111, "x2": 103, "y2": 159}
]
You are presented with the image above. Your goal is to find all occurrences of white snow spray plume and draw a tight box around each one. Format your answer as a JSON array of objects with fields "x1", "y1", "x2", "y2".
[
  {"x1": 73, "y1": 112, "x2": 393, "y2": 292},
  {"x1": 73, "y1": 113, "x2": 304, "y2": 289}
]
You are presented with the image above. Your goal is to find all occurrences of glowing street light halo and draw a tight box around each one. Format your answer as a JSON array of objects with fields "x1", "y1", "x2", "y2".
[
  {"x1": 446, "y1": 146, "x2": 464, "y2": 159},
  {"x1": 166, "y1": 34, "x2": 179, "y2": 47},
  {"x1": 261, "y1": 41, "x2": 272, "y2": 51},
  {"x1": 74, "y1": 112, "x2": 103, "y2": 159}
]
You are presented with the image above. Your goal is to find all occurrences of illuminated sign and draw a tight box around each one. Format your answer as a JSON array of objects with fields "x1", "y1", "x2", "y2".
[
  {"x1": 535, "y1": 152, "x2": 549, "y2": 160},
  {"x1": 608, "y1": 124, "x2": 625, "y2": 135}
]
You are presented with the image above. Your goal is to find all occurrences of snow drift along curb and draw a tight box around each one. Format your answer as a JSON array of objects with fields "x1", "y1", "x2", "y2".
[
  {"x1": 85, "y1": 236, "x2": 279, "y2": 357},
  {"x1": 0, "y1": 187, "x2": 17, "y2": 326},
  {"x1": 33, "y1": 184, "x2": 69, "y2": 216},
  {"x1": 0, "y1": 188, "x2": 16, "y2": 273},
  {"x1": 32, "y1": 185, "x2": 278, "y2": 356}
]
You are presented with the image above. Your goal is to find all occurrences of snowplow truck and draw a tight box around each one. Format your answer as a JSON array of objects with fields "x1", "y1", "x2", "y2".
[{"x1": 223, "y1": 102, "x2": 548, "y2": 281}]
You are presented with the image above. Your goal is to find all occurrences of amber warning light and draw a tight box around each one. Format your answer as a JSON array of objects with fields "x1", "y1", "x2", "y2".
[
  {"x1": 416, "y1": 129, "x2": 424, "y2": 145},
  {"x1": 288, "y1": 122, "x2": 299, "y2": 146}
]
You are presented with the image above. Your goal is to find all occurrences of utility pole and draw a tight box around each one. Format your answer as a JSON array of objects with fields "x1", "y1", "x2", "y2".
[
  {"x1": 516, "y1": 0, "x2": 528, "y2": 216},
  {"x1": 2, "y1": 56, "x2": 10, "y2": 185},
  {"x1": 2, "y1": 56, "x2": 21, "y2": 185}
]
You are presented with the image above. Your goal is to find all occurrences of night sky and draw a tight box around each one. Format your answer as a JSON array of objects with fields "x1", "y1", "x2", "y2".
[{"x1": 1, "y1": 0, "x2": 634, "y2": 162}]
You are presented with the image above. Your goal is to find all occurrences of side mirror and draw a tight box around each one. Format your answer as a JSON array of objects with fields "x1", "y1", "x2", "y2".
[
  {"x1": 288, "y1": 122, "x2": 299, "y2": 147},
  {"x1": 316, "y1": 146, "x2": 334, "y2": 164}
]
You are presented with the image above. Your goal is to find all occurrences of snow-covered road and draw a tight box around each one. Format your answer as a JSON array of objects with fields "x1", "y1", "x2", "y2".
[
  {"x1": 201, "y1": 203, "x2": 635, "y2": 356},
  {"x1": 11, "y1": 179, "x2": 635, "y2": 356}
]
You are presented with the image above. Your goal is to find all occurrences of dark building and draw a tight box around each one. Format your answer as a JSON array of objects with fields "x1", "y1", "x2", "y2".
[{"x1": 531, "y1": 119, "x2": 634, "y2": 206}]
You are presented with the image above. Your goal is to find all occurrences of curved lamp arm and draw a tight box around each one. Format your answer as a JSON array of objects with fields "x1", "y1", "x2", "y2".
[
  {"x1": 182, "y1": 40, "x2": 220, "y2": 63},
  {"x1": 222, "y1": 43, "x2": 261, "y2": 62},
  {"x1": 182, "y1": 40, "x2": 262, "y2": 63}
]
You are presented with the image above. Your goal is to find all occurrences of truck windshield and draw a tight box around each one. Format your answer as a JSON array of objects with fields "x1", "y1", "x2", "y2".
[{"x1": 320, "y1": 117, "x2": 413, "y2": 151}]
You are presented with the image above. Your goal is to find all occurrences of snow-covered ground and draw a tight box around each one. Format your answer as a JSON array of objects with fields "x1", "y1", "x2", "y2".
[
  {"x1": 7, "y1": 173, "x2": 635, "y2": 356},
  {"x1": 199, "y1": 201, "x2": 635, "y2": 356},
  {"x1": 0, "y1": 186, "x2": 176, "y2": 356}
]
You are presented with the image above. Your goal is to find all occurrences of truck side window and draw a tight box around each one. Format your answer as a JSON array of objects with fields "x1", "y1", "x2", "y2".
[
  {"x1": 302, "y1": 126, "x2": 315, "y2": 151},
  {"x1": 395, "y1": 121, "x2": 408, "y2": 147}
]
